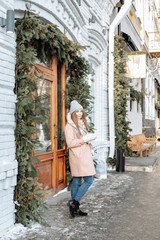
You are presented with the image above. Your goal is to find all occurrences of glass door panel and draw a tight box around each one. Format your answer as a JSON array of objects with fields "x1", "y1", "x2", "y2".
[{"x1": 35, "y1": 79, "x2": 51, "y2": 154}]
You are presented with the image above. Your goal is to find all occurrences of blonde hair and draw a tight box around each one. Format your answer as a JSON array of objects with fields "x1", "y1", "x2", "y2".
[{"x1": 71, "y1": 111, "x2": 89, "y2": 136}]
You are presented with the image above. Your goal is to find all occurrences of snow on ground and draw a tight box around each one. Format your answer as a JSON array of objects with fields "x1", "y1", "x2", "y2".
[
  {"x1": 1, "y1": 188, "x2": 68, "y2": 240},
  {"x1": 1, "y1": 223, "x2": 42, "y2": 240},
  {"x1": 52, "y1": 187, "x2": 68, "y2": 198},
  {"x1": 1, "y1": 174, "x2": 133, "y2": 240}
]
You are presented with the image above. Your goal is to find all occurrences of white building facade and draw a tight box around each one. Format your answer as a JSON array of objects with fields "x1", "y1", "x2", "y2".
[
  {"x1": 0, "y1": 0, "x2": 120, "y2": 235},
  {"x1": 14, "y1": 0, "x2": 120, "y2": 177},
  {"x1": 121, "y1": 0, "x2": 160, "y2": 137},
  {"x1": 0, "y1": 0, "x2": 18, "y2": 236},
  {"x1": 2, "y1": 0, "x2": 160, "y2": 236}
]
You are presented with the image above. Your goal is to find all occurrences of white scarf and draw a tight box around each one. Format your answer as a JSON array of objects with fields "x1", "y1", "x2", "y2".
[{"x1": 66, "y1": 113, "x2": 88, "y2": 139}]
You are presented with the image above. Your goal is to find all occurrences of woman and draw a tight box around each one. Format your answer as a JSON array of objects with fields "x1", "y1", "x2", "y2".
[{"x1": 65, "y1": 100, "x2": 96, "y2": 218}]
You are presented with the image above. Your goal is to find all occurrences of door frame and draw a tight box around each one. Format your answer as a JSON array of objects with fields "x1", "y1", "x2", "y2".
[{"x1": 34, "y1": 59, "x2": 66, "y2": 194}]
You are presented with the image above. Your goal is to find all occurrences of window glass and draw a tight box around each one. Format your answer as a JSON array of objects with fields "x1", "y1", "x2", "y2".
[{"x1": 35, "y1": 79, "x2": 51, "y2": 154}]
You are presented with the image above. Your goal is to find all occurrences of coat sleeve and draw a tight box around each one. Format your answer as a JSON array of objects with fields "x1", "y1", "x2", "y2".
[{"x1": 65, "y1": 124, "x2": 84, "y2": 149}]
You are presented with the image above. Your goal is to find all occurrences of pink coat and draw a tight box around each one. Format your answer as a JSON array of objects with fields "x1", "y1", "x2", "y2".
[{"x1": 65, "y1": 114, "x2": 96, "y2": 177}]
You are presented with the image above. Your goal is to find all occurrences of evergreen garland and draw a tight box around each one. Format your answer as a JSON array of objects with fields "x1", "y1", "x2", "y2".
[
  {"x1": 120, "y1": 0, "x2": 124, "y2": 4},
  {"x1": 109, "y1": 36, "x2": 145, "y2": 166},
  {"x1": 114, "y1": 35, "x2": 132, "y2": 159},
  {"x1": 66, "y1": 56, "x2": 93, "y2": 115},
  {"x1": 15, "y1": 37, "x2": 50, "y2": 225},
  {"x1": 155, "y1": 90, "x2": 160, "y2": 112},
  {"x1": 130, "y1": 86, "x2": 144, "y2": 103},
  {"x1": 155, "y1": 102, "x2": 160, "y2": 111},
  {"x1": 15, "y1": 14, "x2": 92, "y2": 225}
]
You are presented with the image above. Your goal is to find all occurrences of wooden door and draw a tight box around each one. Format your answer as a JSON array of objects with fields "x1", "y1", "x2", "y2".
[{"x1": 34, "y1": 59, "x2": 66, "y2": 194}]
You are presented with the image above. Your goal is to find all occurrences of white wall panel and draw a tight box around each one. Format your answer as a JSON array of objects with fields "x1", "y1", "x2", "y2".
[{"x1": 0, "y1": 0, "x2": 17, "y2": 236}]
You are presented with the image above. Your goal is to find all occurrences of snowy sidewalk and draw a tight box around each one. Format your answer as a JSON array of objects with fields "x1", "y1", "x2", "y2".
[
  {"x1": 1, "y1": 173, "x2": 133, "y2": 240},
  {"x1": 2, "y1": 143, "x2": 160, "y2": 240}
]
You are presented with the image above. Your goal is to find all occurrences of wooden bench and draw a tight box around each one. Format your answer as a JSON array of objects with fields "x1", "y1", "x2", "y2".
[
  {"x1": 127, "y1": 134, "x2": 157, "y2": 157},
  {"x1": 156, "y1": 130, "x2": 160, "y2": 140},
  {"x1": 136, "y1": 134, "x2": 156, "y2": 151}
]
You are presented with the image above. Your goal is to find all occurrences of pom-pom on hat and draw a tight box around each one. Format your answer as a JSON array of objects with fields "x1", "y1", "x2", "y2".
[{"x1": 70, "y1": 100, "x2": 83, "y2": 114}]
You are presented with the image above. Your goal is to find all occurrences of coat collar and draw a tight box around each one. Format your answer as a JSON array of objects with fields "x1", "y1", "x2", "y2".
[
  {"x1": 67, "y1": 112, "x2": 85, "y2": 130},
  {"x1": 67, "y1": 112, "x2": 88, "y2": 138},
  {"x1": 67, "y1": 112, "x2": 76, "y2": 128}
]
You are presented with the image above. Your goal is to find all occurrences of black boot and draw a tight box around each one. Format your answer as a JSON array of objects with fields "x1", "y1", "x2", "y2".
[
  {"x1": 67, "y1": 200, "x2": 76, "y2": 218},
  {"x1": 73, "y1": 200, "x2": 88, "y2": 216}
]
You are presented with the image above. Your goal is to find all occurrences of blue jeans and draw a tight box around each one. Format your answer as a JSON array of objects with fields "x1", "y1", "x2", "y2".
[{"x1": 71, "y1": 176, "x2": 93, "y2": 203}]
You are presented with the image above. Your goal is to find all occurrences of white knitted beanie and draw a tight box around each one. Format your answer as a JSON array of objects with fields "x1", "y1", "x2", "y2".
[{"x1": 70, "y1": 100, "x2": 83, "y2": 114}]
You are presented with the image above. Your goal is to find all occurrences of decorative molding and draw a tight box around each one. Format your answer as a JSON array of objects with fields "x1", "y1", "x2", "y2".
[
  {"x1": 0, "y1": 0, "x2": 14, "y2": 10},
  {"x1": 88, "y1": 0, "x2": 114, "y2": 26},
  {"x1": 103, "y1": 1, "x2": 114, "y2": 16},
  {"x1": 15, "y1": 0, "x2": 115, "y2": 41},
  {"x1": 95, "y1": 0, "x2": 105, "y2": 9},
  {"x1": 88, "y1": 28, "x2": 108, "y2": 50},
  {"x1": 88, "y1": 28, "x2": 108, "y2": 64},
  {"x1": 66, "y1": 0, "x2": 86, "y2": 26},
  {"x1": 15, "y1": 0, "x2": 85, "y2": 41}
]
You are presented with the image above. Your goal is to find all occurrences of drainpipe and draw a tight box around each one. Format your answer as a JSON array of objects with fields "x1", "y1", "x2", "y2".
[{"x1": 108, "y1": 0, "x2": 133, "y2": 158}]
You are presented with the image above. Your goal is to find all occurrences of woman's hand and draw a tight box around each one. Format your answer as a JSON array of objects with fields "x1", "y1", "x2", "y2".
[{"x1": 82, "y1": 133, "x2": 96, "y2": 143}]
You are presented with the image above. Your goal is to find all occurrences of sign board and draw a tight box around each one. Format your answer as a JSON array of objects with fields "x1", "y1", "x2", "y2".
[{"x1": 126, "y1": 54, "x2": 146, "y2": 79}]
